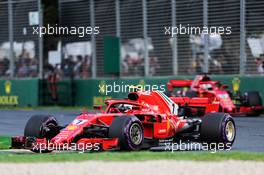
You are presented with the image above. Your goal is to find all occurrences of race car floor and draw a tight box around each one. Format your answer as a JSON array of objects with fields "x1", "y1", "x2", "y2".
[{"x1": 0, "y1": 110, "x2": 263, "y2": 152}]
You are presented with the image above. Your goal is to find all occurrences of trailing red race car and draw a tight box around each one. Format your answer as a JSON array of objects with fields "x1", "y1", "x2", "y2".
[
  {"x1": 11, "y1": 91, "x2": 236, "y2": 152},
  {"x1": 167, "y1": 75, "x2": 263, "y2": 116}
]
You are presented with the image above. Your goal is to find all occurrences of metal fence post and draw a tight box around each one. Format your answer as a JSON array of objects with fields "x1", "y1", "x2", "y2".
[
  {"x1": 240, "y1": 0, "x2": 246, "y2": 75},
  {"x1": 171, "y1": 0, "x2": 178, "y2": 75},
  {"x1": 90, "y1": 0, "x2": 96, "y2": 78},
  {"x1": 8, "y1": 0, "x2": 14, "y2": 78},
  {"x1": 115, "y1": 0, "x2": 121, "y2": 76},
  {"x1": 142, "y1": 0, "x2": 149, "y2": 76},
  {"x1": 116, "y1": 0, "x2": 120, "y2": 37},
  {"x1": 38, "y1": 0, "x2": 43, "y2": 79},
  {"x1": 203, "y1": 0, "x2": 209, "y2": 73}
]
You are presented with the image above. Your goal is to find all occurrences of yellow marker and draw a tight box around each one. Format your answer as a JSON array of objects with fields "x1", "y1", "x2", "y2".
[{"x1": 67, "y1": 125, "x2": 77, "y2": 130}]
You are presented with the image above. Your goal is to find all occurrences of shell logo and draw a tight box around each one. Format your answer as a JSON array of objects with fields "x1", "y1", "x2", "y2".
[
  {"x1": 4, "y1": 81, "x2": 11, "y2": 94},
  {"x1": 67, "y1": 125, "x2": 78, "y2": 130}
]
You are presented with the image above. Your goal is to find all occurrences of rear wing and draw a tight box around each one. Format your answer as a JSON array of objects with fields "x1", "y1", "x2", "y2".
[
  {"x1": 167, "y1": 80, "x2": 193, "y2": 92},
  {"x1": 170, "y1": 97, "x2": 210, "y2": 106},
  {"x1": 170, "y1": 96, "x2": 220, "y2": 113}
]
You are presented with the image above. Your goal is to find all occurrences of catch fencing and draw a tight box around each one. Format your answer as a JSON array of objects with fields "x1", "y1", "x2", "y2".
[
  {"x1": 1, "y1": 0, "x2": 264, "y2": 78},
  {"x1": 0, "y1": 0, "x2": 42, "y2": 78},
  {"x1": 59, "y1": 0, "x2": 264, "y2": 77}
]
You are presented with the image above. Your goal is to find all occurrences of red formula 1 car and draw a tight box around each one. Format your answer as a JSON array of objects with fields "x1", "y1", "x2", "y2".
[
  {"x1": 167, "y1": 75, "x2": 263, "y2": 116},
  {"x1": 11, "y1": 91, "x2": 236, "y2": 152}
]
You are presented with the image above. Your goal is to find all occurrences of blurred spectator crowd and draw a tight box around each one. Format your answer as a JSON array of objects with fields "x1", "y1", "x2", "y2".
[
  {"x1": 255, "y1": 54, "x2": 264, "y2": 75},
  {"x1": 44, "y1": 55, "x2": 92, "y2": 79},
  {"x1": 1, "y1": 41, "x2": 264, "y2": 78},
  {"x1": 122, "y1": 54, "x2": 160, "y2": 76},
  {"x1": 0, "y1": 49, "x2": 38, "y2": 77}
]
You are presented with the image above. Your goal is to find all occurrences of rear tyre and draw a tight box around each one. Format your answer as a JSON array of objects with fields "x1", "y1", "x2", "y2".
[
  {"x1": 24, "y1": 115, "x2": 59, "y2": 153},
  {"x1": 200, "y1": 113, "x2": 236, "y2": 149},
  {"x1": 109, "y1": 116, "x2": 144, "y2": 151},
  {"x1": 244, "y1": 91, "x2": 262, "y2": 106},
  {"x1": 244, "y1": 91, "x2": 262, "y2": 116}
]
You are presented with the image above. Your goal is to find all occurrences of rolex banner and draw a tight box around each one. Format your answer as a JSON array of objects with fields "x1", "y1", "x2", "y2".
[
  {"x1": 73, "y1": 76, "x2": 264, "y2": 107},
  {"x1": 0, "y1": 79, "x2": 39, "y2": 107},
  {"x1": 0, "y1": 76, "x2": 262, "y2": 107}
]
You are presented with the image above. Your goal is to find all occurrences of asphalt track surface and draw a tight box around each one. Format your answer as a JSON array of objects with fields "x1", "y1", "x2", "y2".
[{"x1": 0, "y1": 109, "x2": 263, "y2": 152}]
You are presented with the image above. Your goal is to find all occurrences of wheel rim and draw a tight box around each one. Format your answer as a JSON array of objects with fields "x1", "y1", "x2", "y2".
[
  {"x1": 225, "y1": 121, "x2": 235, "y2": 142},
  {"x1": 129, "y1": 123, "x2": 143, "y2": 145}
]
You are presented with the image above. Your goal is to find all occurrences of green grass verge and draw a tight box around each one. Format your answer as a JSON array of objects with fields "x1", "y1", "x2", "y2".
[
  {"x1": 0, "y1": 151, "x2": 264, "y2": 163},
  {"x1": 0, "y1": 136, "x2": 264, "y2": 162},
  {"x1": 0, "y1": 136, "x2": 11, "y2": 149}
]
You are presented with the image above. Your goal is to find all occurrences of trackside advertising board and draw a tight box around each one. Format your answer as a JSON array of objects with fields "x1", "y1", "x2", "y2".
[
  {"x1": 0, "y1": 79, "x2": 39, "y2": 107},
  {"x1": 0, "y1": 76, "x2": 263, "y2": 107},
  {"x1": 73, "y1": 76, "x2": 264, "y2": 107}
]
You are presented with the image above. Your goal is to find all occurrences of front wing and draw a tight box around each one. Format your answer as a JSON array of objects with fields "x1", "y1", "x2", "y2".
[{"x1": 11, "y1": 136, "x2": 119, "y2": 152}]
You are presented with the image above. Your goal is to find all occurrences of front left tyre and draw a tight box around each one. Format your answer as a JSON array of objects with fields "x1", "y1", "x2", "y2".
[{"x1": 24, "y1": 115, "x2": 59, "y2": 153}]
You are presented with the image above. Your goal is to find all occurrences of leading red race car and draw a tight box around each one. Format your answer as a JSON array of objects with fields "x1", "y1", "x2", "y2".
[
  {"x1": 11, "y1": 91, "x2": 236, "y2": 152},
  {"x1": 167, "y1": 75, "x2": 263, "y2": 116}
]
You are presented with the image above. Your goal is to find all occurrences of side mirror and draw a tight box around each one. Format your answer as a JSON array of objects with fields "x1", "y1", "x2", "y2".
[
  {"x1": 221, "y1": 85, "x2": 228, "y2": 89},
  {"x1": 93, "y1": 105, "x2": 103, "y2": 110},
  {"x1": 132, "y1": 106, "x2": 141, "y2": 110}
]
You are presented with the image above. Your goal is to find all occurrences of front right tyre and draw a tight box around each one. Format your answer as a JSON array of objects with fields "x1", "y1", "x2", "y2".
[
  {"x1": 200, "y1": 112, "x2": 236, "y2": 149},
  {"x1": 109, "y1": 116, "x2": 144, "y2": 151}
]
